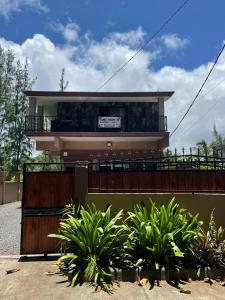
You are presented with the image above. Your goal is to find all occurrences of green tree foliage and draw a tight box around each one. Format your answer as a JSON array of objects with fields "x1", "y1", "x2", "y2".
[
  {"x1": 0, "y1": 45, "x2": 34, "y2": 179},
  {"x1": 196, "y1": 139, "x2": 211, "y2": 156},
  {"x1": 165, "y1": 125, "x2": 225, "y2": 159},
  {"x1": 0, "y1": 46, "x2": 14, "y2": 166}
]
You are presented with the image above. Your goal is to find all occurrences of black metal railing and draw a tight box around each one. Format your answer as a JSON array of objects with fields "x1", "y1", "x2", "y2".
[
  {"x1": 88, "y1": 155, "x2": 225, "y2": 172},
  {"x1": 25, "y1": 115, "x2": 168, "y2": 132},
  {"x1": 25, "y1": 116, "x2": 56, "y2": 132},
  {"x1": 24, "y1": 153, "x2": 225, "y2": 173}
]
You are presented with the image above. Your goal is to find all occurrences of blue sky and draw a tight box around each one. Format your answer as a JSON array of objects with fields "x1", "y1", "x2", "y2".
[
  {"x1": 1, "y1": 0, "x2": 225, "y2": 70},
  {"x1": 1, "y1": 0, "x2": 225, "y2": 148}
]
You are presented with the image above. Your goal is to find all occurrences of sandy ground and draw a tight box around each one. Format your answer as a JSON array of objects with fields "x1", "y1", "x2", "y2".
[{"x1": 1, "y1": 257, "x2": 225, "y2": 300}]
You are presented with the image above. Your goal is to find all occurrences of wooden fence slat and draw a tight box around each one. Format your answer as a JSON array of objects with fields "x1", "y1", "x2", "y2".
[{"x1": 88, "y1": 170, "x2": 225, "y2": 193}]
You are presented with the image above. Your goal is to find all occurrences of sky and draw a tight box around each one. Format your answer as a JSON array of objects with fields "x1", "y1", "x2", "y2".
[{"x1": 0, "y1": 0, "x2": 225, "y2": 150}]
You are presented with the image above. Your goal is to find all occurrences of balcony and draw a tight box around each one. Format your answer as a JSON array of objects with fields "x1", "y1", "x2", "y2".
[{"x1": 25, "y1": 115, "x2": 168, "y2": 133}]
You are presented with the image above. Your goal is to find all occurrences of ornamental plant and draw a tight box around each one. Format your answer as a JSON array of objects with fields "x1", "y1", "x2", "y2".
[
  {"x1": 125, "y1": 198, "x2": 203, "y2": 272},
  {"x1": 49, "y1": 204, "x2": 128, "y2": 293},
  {"x1": 193, "y1": 209, "x2": 225, "y2": 275}
]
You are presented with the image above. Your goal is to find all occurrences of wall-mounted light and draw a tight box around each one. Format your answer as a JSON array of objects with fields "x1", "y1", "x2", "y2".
[
  {"x1": 63, "y1": 151, "x2": 68, "y2": 157},
  {"x1": 106, "y1": 141, "x2": 112, "y2": 148}
]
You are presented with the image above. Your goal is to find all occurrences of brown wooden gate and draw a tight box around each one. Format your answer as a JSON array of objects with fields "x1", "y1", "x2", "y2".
[{"x1": 21, "y1": 168, "x2": 75, "y2": 255}]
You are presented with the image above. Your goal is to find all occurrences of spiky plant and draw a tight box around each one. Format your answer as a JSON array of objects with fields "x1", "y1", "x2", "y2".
[
  {"x1": 126, "y1": 198, "x2": 203, "y2": 271},
  {"x1": 194, "y1": 209, "x2": 225, "y2": 271},
  {"x1": 49, "y1": 204, "x2": 128, "y2": 293}
]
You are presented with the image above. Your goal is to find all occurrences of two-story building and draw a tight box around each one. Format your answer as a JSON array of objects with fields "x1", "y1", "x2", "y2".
[{"x1": 24, "y1": 91, "x2": 174, "y2": 162}]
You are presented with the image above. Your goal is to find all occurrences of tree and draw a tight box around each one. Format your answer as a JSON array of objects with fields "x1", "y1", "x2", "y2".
[
  {"x1": 0, "y1": 46, "x2": 15, "y2": 167},
  {"x1": 210, "y1": 124, "x2": 224, "y2": 155},
  {"x1": 5, "y1": 59, "x2": 34, "y2": 174},
  {"x1": 0, "y1": 45, "x2": 34, "y2": 181},
  {"x1": 59, "y1": 67, "x2": 69, "y2": 92},
  {"x1": 196, "y1": 139, "x2": 211, "y2": 157}
]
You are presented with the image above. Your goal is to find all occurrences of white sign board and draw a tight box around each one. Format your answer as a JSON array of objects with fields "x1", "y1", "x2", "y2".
[{"x1": 98, "y1": 116, "x2": 121, "y2": 128}]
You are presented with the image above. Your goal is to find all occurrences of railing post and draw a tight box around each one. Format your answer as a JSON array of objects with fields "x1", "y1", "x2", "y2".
[
  {"x1": 190, "y1": 147, "x2": 193, "y2": 167},
  {"x1": 197, "y1": 148, "x2": 200, "y2": 169},
  {"x1": 213, "y1": 147, "x2": 216, "y2": 169},
  {"x1": 175, "y1": 148, "x2": 177, "y2": 170}
]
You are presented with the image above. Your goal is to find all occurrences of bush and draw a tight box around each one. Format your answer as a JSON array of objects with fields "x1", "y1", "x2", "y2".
[
  {"x1": 50, "y1": 199, "x2": 225, "y2": 292},
  {"x1": 125, "y1": 198, "x2": 203, "y2": 271},
  {"x1": 49, "y1": 204, "x2": 128, "y2": 293},
  {"x1": 193, "y1": 209, "x2": 225, "y2": 273}
]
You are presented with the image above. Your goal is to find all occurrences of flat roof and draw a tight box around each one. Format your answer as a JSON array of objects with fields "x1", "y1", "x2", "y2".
[{"x1": 24, "y1": 91, "x2": 174, "y2": 98}]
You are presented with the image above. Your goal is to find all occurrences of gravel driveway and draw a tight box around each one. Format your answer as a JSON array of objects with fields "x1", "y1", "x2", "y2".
[{"x1": 0, "y1": 201, "x2": 21, "y2": 255}]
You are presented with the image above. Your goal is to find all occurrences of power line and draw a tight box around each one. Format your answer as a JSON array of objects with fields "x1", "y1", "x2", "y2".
[
  {"x1": 170, "y1": 42, "x2": 225, "y2": 137},
  {"x1": 178, "y1": 78, "x2": 225, "y2": 137},
  {"x1": 96, "y1": 0, "x2": 191, "y2": 92}
]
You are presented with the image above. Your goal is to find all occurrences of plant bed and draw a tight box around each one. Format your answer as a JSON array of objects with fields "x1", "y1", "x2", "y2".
[
  {"x1": 110, "y1": 268, "x2": 139, "y2": 282},
  {"x1": 140, "y1": 268, "x2": 161, "y2": 281},
  {"x1": 179, "y1": 269, "x2": 202, "y2": 281},
  {"x1": 210, "y1": 267, "x2": 225, "y2": 280},
  {"x1": 121, "y1": 268, "x2": 138, "y2": 282},
  {"x1": 108, "y1": 267, "x2": 225, "y2": 282},
  {"x1": 49, "y1": 199, "x2": 225, "y2": 293}
]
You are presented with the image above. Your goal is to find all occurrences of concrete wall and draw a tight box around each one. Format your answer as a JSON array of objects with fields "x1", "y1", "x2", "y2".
[
  {"x1": 86, "y1": 193, "x2": 225, "y2": 228},
  {"x1": 0, "y1": 182, "x2": 23, "y2": 204}
]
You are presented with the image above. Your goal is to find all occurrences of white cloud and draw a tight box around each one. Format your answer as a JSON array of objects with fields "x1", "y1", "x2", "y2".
[
  {"x1": 161, "y1": 33, "x2": 190, "y2": 51},
  {"x1": 52, "y1": 22, "x2": 80, "y2": 43},
  {"x1": 108, "y1": 26, "x2": 146, "y2": 48},
  {"x1": 0, "y1": 29, "x2": 225, "y2": 150},
  {"x1": 0, "y1": 0, "x2": 48, "y2": 18}
]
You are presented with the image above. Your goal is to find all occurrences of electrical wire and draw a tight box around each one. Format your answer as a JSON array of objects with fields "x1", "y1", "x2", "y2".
[
  {"x1": 170, "y1": 43, "x2": 225, "y2": 137},
  {"x1": 177, "y1": 78, "x2": 225, "y2": 137},
  {"x1": 96, "y1": 0, "x2": 191, "y2": 92}
]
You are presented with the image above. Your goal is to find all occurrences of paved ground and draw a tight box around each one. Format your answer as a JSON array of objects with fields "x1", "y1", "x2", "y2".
[
  {"x1": 0, "y1": 202, "x2": 21, "y2": 255},
  {"x1": 0, "y1": 257, "x2": 225, "y2": 300}
]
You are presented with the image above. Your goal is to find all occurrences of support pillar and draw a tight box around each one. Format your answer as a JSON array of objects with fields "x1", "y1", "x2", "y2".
[{"x1": 73, "y1": 166, "x2": 88, "y2": 206}]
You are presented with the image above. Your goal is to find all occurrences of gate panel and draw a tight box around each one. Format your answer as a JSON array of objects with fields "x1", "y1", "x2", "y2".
[
  {"x1": 21, "y1": 169, "x2": 76, "y2": 255},
  {"x1": 21, "y1": 215, "x2": 61, "y2": 254},
  {"x1": 23, "y1": 171, "x2": 74, "y2": 208}
]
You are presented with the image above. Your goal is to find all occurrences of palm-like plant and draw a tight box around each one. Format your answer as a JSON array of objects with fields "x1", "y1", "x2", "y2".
[
  {"x1": 126, "y1": 198, "x2": 203, "y2": 271},
  {"x1": 49, "y1": 204, "x2": 128, "y2": 293}
]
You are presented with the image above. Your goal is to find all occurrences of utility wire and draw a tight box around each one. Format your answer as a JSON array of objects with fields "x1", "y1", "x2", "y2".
[
  {"x1": 96, "y1": 0, "x2": 191, "y2": 92},
  {"x1": 170, "y1": 42, "x2": 225, "y2": 137},
  {"x1": 178, "y1": 78, "x2": 225, "y2": 137}
]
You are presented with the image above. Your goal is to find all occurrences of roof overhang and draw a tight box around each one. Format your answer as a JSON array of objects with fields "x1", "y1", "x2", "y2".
[{"x1": 24, "y1": 91, "x2": 174, "y2": 103}]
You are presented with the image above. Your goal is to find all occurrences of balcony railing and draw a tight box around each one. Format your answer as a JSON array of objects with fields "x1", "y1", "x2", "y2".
[{"x1": 25, "y1": 115, "x2": 168, "y2": 132}]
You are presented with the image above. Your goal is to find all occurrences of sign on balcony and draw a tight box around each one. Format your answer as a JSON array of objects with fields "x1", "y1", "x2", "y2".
[{"x1": 98, "y1": 116, "x2": 121, "y2": 128}]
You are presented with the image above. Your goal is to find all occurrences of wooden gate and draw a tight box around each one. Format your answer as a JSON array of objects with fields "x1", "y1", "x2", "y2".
[{"x1": 21, "y1": 166, "x2": 75, "y2": 255}]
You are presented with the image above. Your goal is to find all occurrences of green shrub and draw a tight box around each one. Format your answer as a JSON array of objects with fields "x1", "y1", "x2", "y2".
[
  {"x1": 49, "y1": 204, "x2": 128, "y2": 293},
  {"x1": 125, "y1": 198, "x2": 203, "y2": 271},
  {"x1": 193, "y1": 209, "x2": 225, "y2": 272}
]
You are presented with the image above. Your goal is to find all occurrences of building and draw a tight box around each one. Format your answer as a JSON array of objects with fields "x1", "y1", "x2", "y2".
[{"x1": 24, "y1": 91, "x2": 174, "y2": 162}]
